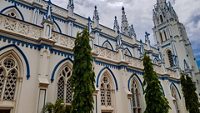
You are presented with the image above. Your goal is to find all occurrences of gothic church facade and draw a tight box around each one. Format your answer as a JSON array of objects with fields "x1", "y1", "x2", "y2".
[{"x1": 0, "y1": 0, "x2": 199, "y2": 113}]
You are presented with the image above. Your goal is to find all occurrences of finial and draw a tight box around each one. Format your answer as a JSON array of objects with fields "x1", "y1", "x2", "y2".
[
  {"x1": 128, "y1": 24, "x2": 136, "y2": 38},
  {"x1": 67, "y1": 0, "x2": 74, "y2": 15},
  {"x1": 43, "y1": 0, "x2": 53, "y2": 22},
  {"x1": 93, "y1": 5, "x2": 99, "y2": 21},
  {"x1": 113, "y1": 16, "x2": 120, "y2": 33},
  {"x1": 88, "y1": 17, "x2": 92, "y2": 33},
  {"x1": 122, "y1": 6, "x2": 124, "y2": 11},
  {"x1": 93, "y1": 5, "x2": 99, "y2": 28},
  {"x1": 121, "y1": 6, "x2": 129, "y2": 35}
]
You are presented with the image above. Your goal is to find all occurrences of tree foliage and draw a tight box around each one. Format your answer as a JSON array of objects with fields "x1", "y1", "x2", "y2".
[
  {"x1": 181, "y1": 73, "x2": 200, "y2": 113},
  {"x1": 70, "y1": 28, "x2": 95, "y2": 113},
  {"x1": 143, "y1": 54, "x2": 170, "y2": 113},
  {"x1": 42, "y1": 99, "x2": 70, "y2": 113}
]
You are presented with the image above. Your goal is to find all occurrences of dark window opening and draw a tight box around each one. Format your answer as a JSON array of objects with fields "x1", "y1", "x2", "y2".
[
  {"x1": 160, "y1": 15, "x2": 163, "y2": 23},
  {"x1": 167, "y1": 50, "x2": 174, "y2": 67},
  {"x1": 160, "y1": 32, "x2": 163, "y2": 43}
]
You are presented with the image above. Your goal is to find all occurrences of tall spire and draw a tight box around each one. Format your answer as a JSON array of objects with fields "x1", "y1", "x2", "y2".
[
  {"x1": 67, "y1": 0, "x2": 74, "y2": 16},
  {"x1": 43, "y1": 0, "x2": 53, "y2": 22},
  {"x1": 113, "y1": 16, "x2": 120, "y2": 33},
  {"x1": 93, "y1": 6, "x2": 99, "y2": 28},
  {"x1": 121, "y1": 7, "x2": 129, "y2": 36}
]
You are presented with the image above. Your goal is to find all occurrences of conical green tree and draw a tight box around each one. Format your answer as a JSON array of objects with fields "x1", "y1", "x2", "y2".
[
  {"x1": 70, "y1": 28, "x2": 95, "y2": 113},
  {"x1": 181, "y1": 73, "x2": 200, "y2": 113},
  {"x1": 143, "y1": 54, "x2": 170, "y2": 113}
]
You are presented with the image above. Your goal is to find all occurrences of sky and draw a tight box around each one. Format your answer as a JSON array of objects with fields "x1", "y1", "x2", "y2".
[{"x1": 51, "y1": 0, "x2": 200, "y2": 68}]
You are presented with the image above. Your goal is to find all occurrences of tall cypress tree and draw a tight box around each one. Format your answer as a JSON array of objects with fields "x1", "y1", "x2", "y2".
[
  {"x1": 70, "y1": 28, "x2": 95, "y2": 113},
  {"x1": 143, "y1": 54, "x2": 170, "y2": 113},
  {"x1": 181, "y1": 73, "x2": 200, "y2": 113}
]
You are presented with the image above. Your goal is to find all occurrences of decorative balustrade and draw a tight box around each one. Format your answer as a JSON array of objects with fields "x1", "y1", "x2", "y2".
[
  {"x1": 0, "y1": 14, "x2": 42, "y2": 39},
  {"x1": 124, "y1": 55, "x2": 143, "y2": 69},
  {"x1": 93, "y1": 45, "x2": 119, "y2": 62},
  {"x1": 52, "y1": 32, "x2": 75, "y2": 49}
]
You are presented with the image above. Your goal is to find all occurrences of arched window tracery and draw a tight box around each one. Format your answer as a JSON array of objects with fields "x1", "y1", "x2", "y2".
[
  {"x1": 57, "y1": 65, "x2": 72, "y2": 104},
  {"x1": 131, "y1": 79, "x2": 141, "y2": 113},
  {"x1": 0, "y1": 54, "x2": 19, "y2": 101},
  {"x1": 100, "y1": 72, "x2": 114, "y2": 108}
]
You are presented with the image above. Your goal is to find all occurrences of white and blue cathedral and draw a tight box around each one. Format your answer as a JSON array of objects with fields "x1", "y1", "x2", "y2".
[{"x1": 0, "y1": 0, "x2": 199, "y2": 113}]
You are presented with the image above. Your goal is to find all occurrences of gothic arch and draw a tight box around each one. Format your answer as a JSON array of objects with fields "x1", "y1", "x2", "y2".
[
  {"x1": 153, "y1": 57, "x2": 159, "y2": 64},
  {"x1": 170, "y1": 83, "x2": 181, "y2": 99},
  {"x1": 170, "y1": 83, "x2": 181, "y2": 113},
  {"x1": 53, "y1": 19, "x2": 62, "y2": 33},
  {"x1": 0, "y1": 44, "x2": 30, "y2": 79},
  {"x1": 124, "y1": 48, "x2": 132, "y2": 57},
  {"x1": 0, "y1": 48, "x2": 24, "y2": 111},
  {"x1": 96, "y1": 67, "x2": 118, "y2": 90},
  {"x1": 102, "y1": 40, "x2": 114, "y2": 50},
  {"x1": 51, "y1": 58, "x2": 73, "y2": 82},
  {"x1": 128, "y1": 74, "x2": 143, "y2": 93},
  {"x1": 1, "y1": 5, "x2": 24, "y2": 20},
  {"x1": 56, "y1": 62, "x2": 72, "y2": 104}
]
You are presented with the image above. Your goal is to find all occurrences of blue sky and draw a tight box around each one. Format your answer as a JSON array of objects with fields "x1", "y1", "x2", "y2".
[{"x1": 51, "y1": 0, "x2": 200, "y2": 69}]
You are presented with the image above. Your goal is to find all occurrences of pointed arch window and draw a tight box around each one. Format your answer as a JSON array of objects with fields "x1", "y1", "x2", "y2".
[
  {"x1": 100, "y1": 73, "x2": 114, "y2": 107},
  {"x1": 57, "y1": 65, "x2": 72, "y2": 104},
  {"x1": 171, "y1": 86, "x2": 180, "y2": 113},
  {"x1": 167, "y1": 50, "x2": 174, "y2": 67},
  {"x1": 0, "y1": 55, "x2": 19, "y2": 101},
  {"x1": 131, "y1": 79, "x2": 141, "y2": 113}
]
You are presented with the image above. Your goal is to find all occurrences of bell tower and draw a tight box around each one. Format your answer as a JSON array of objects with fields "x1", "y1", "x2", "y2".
[{"x1": 152, "y1": 0, "x2": 199, "y2": 80}]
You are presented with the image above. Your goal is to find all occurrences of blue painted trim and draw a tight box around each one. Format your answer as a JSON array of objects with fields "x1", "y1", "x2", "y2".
[
  {"x1": 102, "y1": 40, "x2": 114, "y2": 50},
  {"x1": 128, "y1": 74, "x2": 144, "y2": 92},
  {"x1": 51, "y1": 57, "x2": 73, "y2": 82},
  {"x1": 53, "y1": 19, "x2": 62, "y2": 34},
  {"x1": 153, "y1": 57, "x2": 159, "y2": 63},
  {"x1": 96, "y1": 67, "x2": 118, "y2": 91},
  {"x1": 162, "y1": 43, "x2": 170, "y2": 48},
  {"x1": 170, "y1": 83, "x2": 181, "y2": 99},
  {"x1": 5, "y1": 0, "x2": 34, "y2": 10},
  {"x1": 124, "y1": 48, "x2": 133, "y2": 57},
  {"x1": 1, "y1": 5, "x2": 24, "y2": 21},
  {"x1": 0, "y1": 44, "x2": 30, "y2": 79}
]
